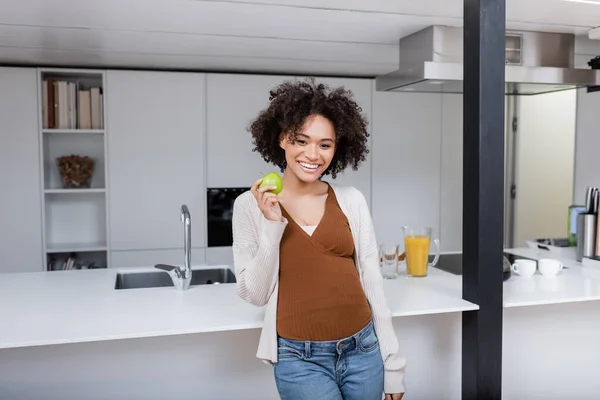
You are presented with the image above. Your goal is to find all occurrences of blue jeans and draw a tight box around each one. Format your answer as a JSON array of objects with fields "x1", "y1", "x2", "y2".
[{"x1": 273, "y1": 320, "x2": 384, "y2": 400}]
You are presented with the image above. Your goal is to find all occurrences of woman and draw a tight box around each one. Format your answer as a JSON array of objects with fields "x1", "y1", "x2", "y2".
[{"x1": 231, "y1": 79, "x2": 406, "y2": 400}]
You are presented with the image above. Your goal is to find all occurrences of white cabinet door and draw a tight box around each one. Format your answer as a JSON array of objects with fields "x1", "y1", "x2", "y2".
[
  {"x1": 313, "y1": 77, "x2": 373, "y2": 208},
  {"x1": 206, "y1": 74, "x2": 373, "y2": 206},
  {"x1": 371, "y1": 91, "x2": 442, "y2": 246},
  {"x1": 0, "y1": 67, "x2": 43, "y2": 273},
  {"x1": 440, "y1": 94, "x2": 463, "y2": 252},
  {"x1": 206, "y1": 73, "x2": 294, "y2": 188},
  {"x1": 107, "y1": 70, "x2": 206, "y2": 252}
]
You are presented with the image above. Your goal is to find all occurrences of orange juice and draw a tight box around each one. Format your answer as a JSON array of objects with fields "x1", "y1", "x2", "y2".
[{"x1": 404, "y1": 236, "x2": 430, "y2": 277}]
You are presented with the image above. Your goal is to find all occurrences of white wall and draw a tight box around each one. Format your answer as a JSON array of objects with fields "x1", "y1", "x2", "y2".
[{"x1": 513, "y1": 90, "x2": 577, "y2": 246}]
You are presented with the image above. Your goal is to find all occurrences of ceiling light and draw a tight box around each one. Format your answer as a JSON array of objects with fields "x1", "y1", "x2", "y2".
[
  {"x1": 590, "y1": 26, "x2": 600, "y2": 40},
  {"x1": 563, "y1": 0, "x2": 600, "y2": 4}
]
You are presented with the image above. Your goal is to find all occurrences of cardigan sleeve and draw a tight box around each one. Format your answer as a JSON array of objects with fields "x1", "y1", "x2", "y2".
[
  {"x1": 231, "y1": 193, "x2": 288, "y2": 307},
  {"x1": 354, "y1": 188, "x2": 407, "y2": 394}
]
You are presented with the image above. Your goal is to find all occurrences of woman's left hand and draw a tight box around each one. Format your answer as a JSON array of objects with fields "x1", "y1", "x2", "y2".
[{"x1": 385, "y1": 394, "x2": 404, "y2": 400}]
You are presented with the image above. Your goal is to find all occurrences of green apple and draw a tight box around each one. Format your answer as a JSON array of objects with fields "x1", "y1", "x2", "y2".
[{"x1": 259, "y1": 172, "x2": 283, "y2": 195}]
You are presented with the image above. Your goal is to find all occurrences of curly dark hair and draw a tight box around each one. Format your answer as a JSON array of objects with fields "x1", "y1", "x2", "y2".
[{"x1": 248, "y1": 78, "x2": 370, "y2": 179}]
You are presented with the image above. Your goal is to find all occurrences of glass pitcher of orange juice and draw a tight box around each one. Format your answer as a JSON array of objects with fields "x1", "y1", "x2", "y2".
[{"x1": 401, "y1": 226, "x2": 440, "y2": 277}]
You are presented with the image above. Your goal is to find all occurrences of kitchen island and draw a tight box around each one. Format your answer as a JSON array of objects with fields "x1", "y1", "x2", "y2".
[
  {"x1": 502, "y1": 247, "x2": 600, "y2": 399},
  {"x1": 4, "y1": 250, "x2": 600, "y2": 399},
  {"x1": 0, "y1": 262, "x2": 477, "y2": 400}
]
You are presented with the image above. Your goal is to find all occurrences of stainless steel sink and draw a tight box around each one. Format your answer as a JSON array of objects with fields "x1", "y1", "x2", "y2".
[
  {"x1": 432, "y1": 252, "x2": 516, "y2": 281},
  {"x1": 431, "y1": 253, "x2": 463, "y2": 275},
  {"x1": 115, "y1": 268, "x2": 236, "y2": 290}
]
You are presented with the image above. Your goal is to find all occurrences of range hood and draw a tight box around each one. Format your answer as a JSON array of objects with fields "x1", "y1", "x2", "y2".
[{"x1": 375, "y1": 26, "x2": 600, "y2": 95}]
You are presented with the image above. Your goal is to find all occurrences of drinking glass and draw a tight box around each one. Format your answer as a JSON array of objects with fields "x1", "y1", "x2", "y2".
[
  {"x1": 401, "y1": 226, "x2": 440, "y2": 277},
  {"x1": 379, "y1": 244, "x2": 400, "y2": 279}
]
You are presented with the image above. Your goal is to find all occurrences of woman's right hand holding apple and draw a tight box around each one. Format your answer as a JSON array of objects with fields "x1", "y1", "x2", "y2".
[{"x1": 251, "y1": 178, "x2": 282, "y2": 222}]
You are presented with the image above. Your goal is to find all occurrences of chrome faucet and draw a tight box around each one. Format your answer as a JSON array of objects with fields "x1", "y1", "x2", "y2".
[{"x1": 154, "y1": 205, "x2": 193, "y2": 291}]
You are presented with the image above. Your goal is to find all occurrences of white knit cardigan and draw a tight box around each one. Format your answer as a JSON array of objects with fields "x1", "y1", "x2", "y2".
[{"x1": 231, "y1": 183, "x2": 407, "y2": 394}]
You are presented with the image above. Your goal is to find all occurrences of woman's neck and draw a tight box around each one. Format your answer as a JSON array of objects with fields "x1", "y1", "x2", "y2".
[{"x1": 282, "y1": 168, "x2": 324, "y2": 197}]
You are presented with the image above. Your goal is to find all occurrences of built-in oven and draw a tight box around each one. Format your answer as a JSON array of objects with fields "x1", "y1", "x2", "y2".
[{"x1": 206, "y1": 187, "x2": 250, "y2": 247}]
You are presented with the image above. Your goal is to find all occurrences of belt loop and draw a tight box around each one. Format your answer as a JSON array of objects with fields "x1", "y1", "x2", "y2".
[{"x1": 305, "y1": 341, "x2": 312, "y2": 358}]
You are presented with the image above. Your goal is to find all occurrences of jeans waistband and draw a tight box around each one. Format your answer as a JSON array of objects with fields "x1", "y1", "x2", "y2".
[{"x1": 277, "y1": 320, "x2": 374, "y2": 355}]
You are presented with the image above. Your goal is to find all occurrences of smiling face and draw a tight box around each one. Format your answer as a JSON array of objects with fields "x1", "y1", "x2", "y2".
[{"x1": 279, "y1": 114, "x2": 336, "y2": 184}]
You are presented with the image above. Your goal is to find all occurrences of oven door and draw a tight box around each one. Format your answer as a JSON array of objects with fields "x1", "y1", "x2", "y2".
[{"x1": 206, "y1": 187, "x2": 250, "y2": 247}]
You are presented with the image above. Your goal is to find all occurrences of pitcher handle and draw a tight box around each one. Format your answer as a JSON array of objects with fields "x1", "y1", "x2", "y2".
[{"x1": 428, "y1": 238, "x2": 441, "y2": 267}]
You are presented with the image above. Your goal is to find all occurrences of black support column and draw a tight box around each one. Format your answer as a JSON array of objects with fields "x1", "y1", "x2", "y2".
[{"x1": 462, "y1": 0, "x2": 506, "y2": 399}]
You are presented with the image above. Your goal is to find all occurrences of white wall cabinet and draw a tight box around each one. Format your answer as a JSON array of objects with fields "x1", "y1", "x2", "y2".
[
  {"x1": 206, "y1": 74, "x2": 373, "y2": 206},
  {"x1": 107, "y1": 70, "x2": 206, "y2": 258},
  {"x1": 440, "y1": 94, "x2": 463, "y2": 252},
  {"x1": 0, "y1": 67, "x2": 44, "y2": 273},
  {"x1": 206, "y1": 73, "x2": 294, "y2": 188},
  {"x1": 317, "y1": 77, "x2": 373, "y2": 207},
  {"x1": 204, "y1": 74, "x2": 374, "y2": 266},
  {"x1": 371, "y1": 91, "x2": 464, "y2": 252},
  {"x1": 371, "y1": 91, "x2": 442, "y2": 246},
  {"x1": 0, "y1": 66, "x2": 472, "y2": 272}
]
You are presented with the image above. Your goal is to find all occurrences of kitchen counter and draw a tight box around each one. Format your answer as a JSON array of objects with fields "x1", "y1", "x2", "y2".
[
  {"x1": 9, "y1": 252, "x2": 600, "y2": 400},
  {"x1": 5, "y1": 251, "x2": 600, "y2": 400},
  {"x1": 503, "y1": 247, "x2": 600, "y2": 308},
  {"x1": 501, "y1": 247, "x2": 600, "y2": 399},
  {"x1": 0, "y1": 263, "x2": 478, "y2": 349}
]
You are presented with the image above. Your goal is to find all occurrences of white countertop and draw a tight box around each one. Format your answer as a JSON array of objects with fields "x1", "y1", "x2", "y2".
[
  {"x1": 503, "y1": 247, "x2": 600, "y2": 308},
  {"x1": 0, "y1": 264, "x2": 478, "y2": 350}
]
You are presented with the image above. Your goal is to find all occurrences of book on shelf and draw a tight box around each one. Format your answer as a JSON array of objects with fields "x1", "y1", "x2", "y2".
[
  {"x1": 42, "y1": 79, "x2": 103, "y2": 130},
  {"x1": 47, "y1": 252, "x2": 104, "y2": 271}
]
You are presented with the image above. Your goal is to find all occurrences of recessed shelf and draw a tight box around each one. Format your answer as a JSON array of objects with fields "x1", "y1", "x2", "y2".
[
  {"x1": 46, "y1": 242, "x2": 107, "y2": 253},
  {"x1": 45, "y1": 188, "x2": 106, "y2": 195},
  {"x1": 46, "y1": 250, "x2": 107, "y2": 271},
  {"x1": 42, "y1": 132, "x2": 106, "y2": 190},
  {"x1": 44, "y1": 191, "x2": 107, "y2": 250},
  {"x1": 38, "y1": 68, "x2": 110, "y2": 270}
]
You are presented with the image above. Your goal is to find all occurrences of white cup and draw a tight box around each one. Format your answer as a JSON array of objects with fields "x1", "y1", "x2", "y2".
[
  {"x1": 538, "y1": 258, "x2": 564, "y2": 277},
  {"x1": 511, "y1": 259, "x2": 537, "y2": 277}
]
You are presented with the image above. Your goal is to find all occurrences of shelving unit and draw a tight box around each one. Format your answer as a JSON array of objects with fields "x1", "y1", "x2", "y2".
[{"x1": 37, "y1": 68, "x2": 110, "y2": 271}]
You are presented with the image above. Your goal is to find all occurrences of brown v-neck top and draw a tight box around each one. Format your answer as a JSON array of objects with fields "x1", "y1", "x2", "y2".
[{"x1": 276, "y1": 184, "x2": 373, "y2": 341}]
